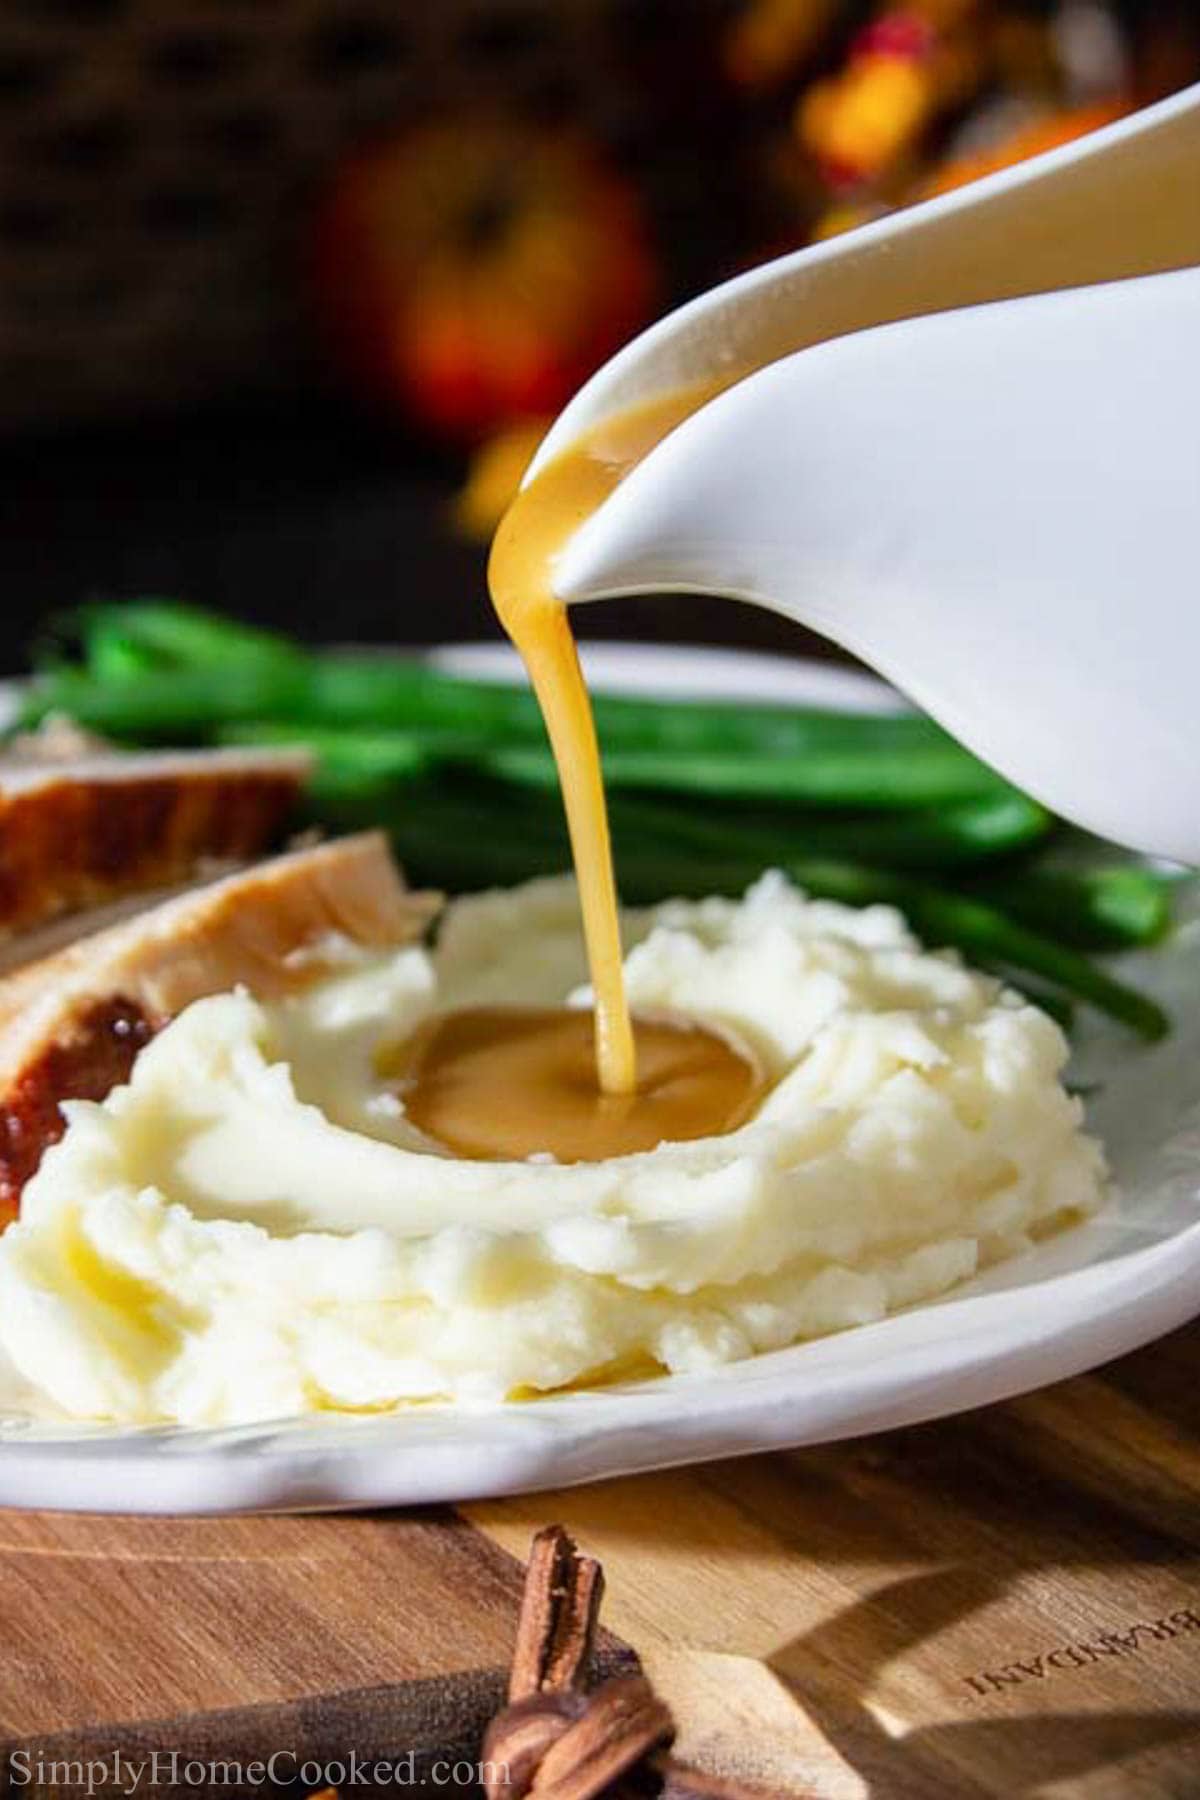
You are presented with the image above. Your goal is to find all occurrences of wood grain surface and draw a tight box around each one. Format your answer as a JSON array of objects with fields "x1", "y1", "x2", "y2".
[
  {"x1": 0, "y1": 1322, "x2": 1196, "y2": 1799},
  {"x1": 0, "y1": 1509, "x2": 524, "y2": 1738},
  {"x1": 473, "y1": 1320, "x2": 1200, "y2": 1797}
]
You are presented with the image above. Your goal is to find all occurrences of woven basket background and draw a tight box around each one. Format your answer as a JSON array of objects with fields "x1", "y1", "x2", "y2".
[{"x1": 0, "y1": 0, "x2": 724, "y2": 431}]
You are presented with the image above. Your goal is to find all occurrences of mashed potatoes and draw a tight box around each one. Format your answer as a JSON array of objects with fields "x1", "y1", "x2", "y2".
[{"x1": 0, "y1": 874, "x2": 1105, "y2": 1426}]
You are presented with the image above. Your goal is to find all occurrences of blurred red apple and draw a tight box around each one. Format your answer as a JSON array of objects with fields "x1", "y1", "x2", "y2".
[{"x1": 311, "y1": 120, "x2": 660, "y2": 442}]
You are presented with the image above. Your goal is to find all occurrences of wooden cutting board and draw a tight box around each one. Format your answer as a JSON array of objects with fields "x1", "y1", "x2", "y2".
[{"x1": 0, "y1": 1320, "x2": 1197, "y2": 1799}]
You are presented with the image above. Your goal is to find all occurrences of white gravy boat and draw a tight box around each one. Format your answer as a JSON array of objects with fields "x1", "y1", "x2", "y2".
[{"x1": 536, "y1": 83, "x2": 1200, "y2": 863}]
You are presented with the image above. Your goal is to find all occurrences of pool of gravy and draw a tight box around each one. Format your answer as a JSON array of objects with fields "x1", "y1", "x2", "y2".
[{"x1": 391, "y1": 1005, "x2": 762, "y2": 1163}]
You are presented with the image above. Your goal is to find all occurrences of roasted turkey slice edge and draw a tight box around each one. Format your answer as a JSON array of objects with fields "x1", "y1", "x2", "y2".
[
  {"x1": 0, "y1": 744, "x2": 312, "y2": 941},
  {"x1": 0, "y1": 832, "x2": 441, "y2": 1218}
]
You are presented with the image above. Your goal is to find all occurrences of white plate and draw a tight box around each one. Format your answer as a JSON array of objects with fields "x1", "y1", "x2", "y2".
[{"x1": 0, "y1": 642, "x2": 1197, "y2": 1514}]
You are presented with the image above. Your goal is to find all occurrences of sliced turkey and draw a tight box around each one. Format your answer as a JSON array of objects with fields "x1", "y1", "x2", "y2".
[
  {"x1": 0, "y1": 745, "x2": 311, "y2": 944},
  {"x1": 0, "y1": 832, "x2": 439, "y2": 1217}
]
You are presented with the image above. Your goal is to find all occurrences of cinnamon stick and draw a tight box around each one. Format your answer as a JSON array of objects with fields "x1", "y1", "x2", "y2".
[
  {"x1": 486, "y1": 1528, "x2": 794, "y2": 1800},
  {"x1": 507, "y1": 1525, "x2": 605, "y2": 1703}
]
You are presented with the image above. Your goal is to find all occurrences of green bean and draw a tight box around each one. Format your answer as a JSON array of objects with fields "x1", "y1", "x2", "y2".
[
  {"x1": 302, "y1": 654, "x2": 549, "y2": 737},
  {"x1": 971, "y1": 865, "x2": 1175, "y2": 950},
  {"x1": 304, "y1": 653, "x2": 973, "y2": 766},
  {"x1": 18, "y1": 665, "x2": 310, "y2": 739},
  {"x1": 612, "y1": 788, "x2": 1053, "y2": 869},
  {"x1": 342, "y1": 780, "x2": 570, "y2": 888},
  {"x1": 81, "y1": 630, "x2": 157, "y2": 685},
  {"x1": 75, "y1": 600, "x2": 307, "y2": 680},
  {"x1": 487, "y1": 739, "x2": 1019, "y2": 808},
  {"x1": 220, "y1": 720, "x2": 477, "y2": 808}
]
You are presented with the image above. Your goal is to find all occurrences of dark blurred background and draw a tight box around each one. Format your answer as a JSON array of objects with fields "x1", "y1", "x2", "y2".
[{"x1": 0, "y1": 0, "x2": 1195, "y2": 671}]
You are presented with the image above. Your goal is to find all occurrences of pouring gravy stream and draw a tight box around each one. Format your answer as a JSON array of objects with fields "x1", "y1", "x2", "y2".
[{"x1": 396, "y1": 380, "x2": 764, "y2": 1164}]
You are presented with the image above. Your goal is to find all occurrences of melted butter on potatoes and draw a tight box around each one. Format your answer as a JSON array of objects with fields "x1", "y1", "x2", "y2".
[{"x1": 0, "y1": 874, "x2": 1105, "y2": 1426}]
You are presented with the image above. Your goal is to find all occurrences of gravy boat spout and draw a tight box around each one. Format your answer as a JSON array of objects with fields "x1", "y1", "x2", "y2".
[{"x1": 539, "y1": 83, "x2": 1200, "y2": 863}]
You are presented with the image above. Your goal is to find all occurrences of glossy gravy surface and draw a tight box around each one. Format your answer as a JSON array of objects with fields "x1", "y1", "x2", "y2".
[{"x1": 392, "y1": 1004, "x2": 762, "y2": 1164}]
